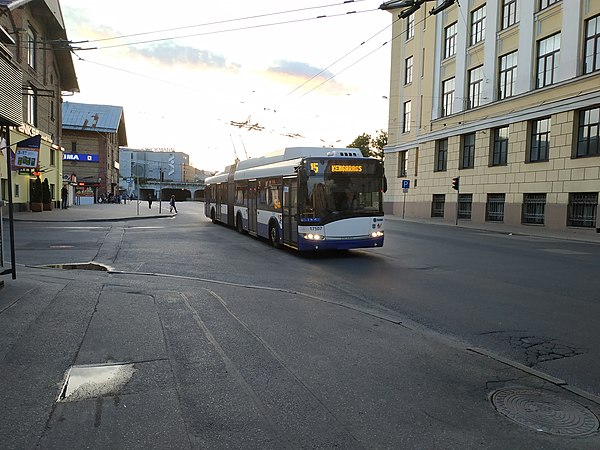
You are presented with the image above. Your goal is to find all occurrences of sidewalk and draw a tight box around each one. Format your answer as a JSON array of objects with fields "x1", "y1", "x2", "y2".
[
  {"x1": 385, "y1": 214, "x2": 600, "y2": 244},
  {"x1": 5, "y1": 200, "x2": 175, "y2": 222}
]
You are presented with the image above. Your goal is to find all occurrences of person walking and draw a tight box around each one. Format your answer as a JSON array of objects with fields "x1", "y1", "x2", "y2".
[
  {"x1": 148, "y1": 193, "x2": 153, "y2": 209},
  {"x1": 61, "y1": 185, "x2": 68, "y2": 209},
  {"x1": 169, "y1": 195, "x2": 178, "y2": 213}
]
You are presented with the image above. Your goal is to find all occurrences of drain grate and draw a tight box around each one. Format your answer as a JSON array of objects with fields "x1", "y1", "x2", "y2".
[{"x1": 491, "y1": 387, "x2": 600, "y2": 437}]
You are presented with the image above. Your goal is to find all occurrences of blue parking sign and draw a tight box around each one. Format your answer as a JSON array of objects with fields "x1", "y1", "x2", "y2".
[{"x1": 401, "y1": 179, "x2": 410, "y2": 189}]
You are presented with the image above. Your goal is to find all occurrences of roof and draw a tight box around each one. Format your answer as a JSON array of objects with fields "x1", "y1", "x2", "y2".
[{"x1": 62, "y1": 102, "x2": 128, "y2": 145}]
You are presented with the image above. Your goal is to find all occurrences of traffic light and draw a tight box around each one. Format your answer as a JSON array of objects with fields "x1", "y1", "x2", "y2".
[{"x1": 451, "y1": 176, "x2": 460, "y2": 191}]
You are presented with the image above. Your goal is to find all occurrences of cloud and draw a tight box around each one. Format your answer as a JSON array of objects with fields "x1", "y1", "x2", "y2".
[
  {"x1": 265, "y1": 60, "x2": 345, "y2": 94},
  {"x1": 267, "y1": 60, "x2": 334, "y2": 80},
  {"x1": 130, "y1": 42, "x2": 240, "y2": 70}
]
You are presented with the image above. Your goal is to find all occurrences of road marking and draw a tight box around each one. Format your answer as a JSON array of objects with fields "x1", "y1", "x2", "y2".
[{"x1": 540, "y1": 249, "x2": 590, "y2": 255}]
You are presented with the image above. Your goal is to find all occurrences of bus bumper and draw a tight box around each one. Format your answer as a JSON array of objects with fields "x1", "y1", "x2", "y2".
[{"x1": 298, "y1": 236, "x2": 384, "y2": 251}]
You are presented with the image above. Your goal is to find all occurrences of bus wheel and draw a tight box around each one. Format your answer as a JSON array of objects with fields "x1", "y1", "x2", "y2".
[
  {"x1": 210, "y1": 209, "x2": 216, "y2": 224},
  {"x1": 269, "y1": 223, "x2": 281, "y2": 248},
  {"x1": 236, "y1": 214, "x2": 244, "y2": 233}
]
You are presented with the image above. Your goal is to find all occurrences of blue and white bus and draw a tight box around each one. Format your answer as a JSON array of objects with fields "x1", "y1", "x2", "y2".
[{"x1": 204, "y1": 147, "x2": 385, "y2": 251}]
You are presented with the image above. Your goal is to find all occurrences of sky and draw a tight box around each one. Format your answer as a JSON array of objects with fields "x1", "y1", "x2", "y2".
[{"x1": 59, "y1": 0, "x2": 394, "y2": 172}]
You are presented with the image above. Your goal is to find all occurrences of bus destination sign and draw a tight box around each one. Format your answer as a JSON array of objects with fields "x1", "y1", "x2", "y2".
[{"x1": 331, "y1": 164, "x2": 363, "y2": 173}]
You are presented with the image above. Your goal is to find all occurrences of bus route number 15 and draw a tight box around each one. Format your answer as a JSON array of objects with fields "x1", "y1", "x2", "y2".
[{"x1": 310, "y1": 162, "x2": 319, "y2": 173}]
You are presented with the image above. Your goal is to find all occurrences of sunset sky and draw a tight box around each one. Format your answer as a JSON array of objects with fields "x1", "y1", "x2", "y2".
[{"x1": 59, "y1": 0, "x2": 393, "y2": 171}]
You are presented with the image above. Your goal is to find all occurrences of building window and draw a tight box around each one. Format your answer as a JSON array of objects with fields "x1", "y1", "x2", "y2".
[
  {"x1": 584, "y1": 14, "x2": 600, "y2": 75},
  {"x1": 458, "y1": 194, "x2": 473, "y2": 219},
  {"x1": 567, "y1": 193, "x2": 598, "y2": 227},
  {"x1": 435, "y1": 139, "x2": 448, "y2": 172},
  {"x1": 50, "y1": 149, "x2": 56, "y2": 166},
  {"x1": 407, "y1": 13, "x2": 414, "y2": 40},
  {"x1": 539, "y1": 0, "x2": 560, "y2": 10},
  {"x1": 501, "y1": 0, "x2": 519, "y2": 30},
  {"x1": 536, "y1": 33, "x2": 560, "y2": 88},
  {"x1": 14, "y1": 184, "x2": 20, "y2": 198},
  {"x1": 461, "y1": 133, "x2": 476, "y2": 169},
  {"x1": 467, "y1": 65, "x2": 484, "y2": 109},
  {"x1": 492, "y1": 126, "x2": 509, "y2": 166},
  {"x1": 522, "y1": 193, "x2": 546, "y2": 224},
  {"x1": 398, "y1": 151, "x2": 407, "y2": 177},
  {"x1": 71, "y1": 141, "x2": 77, "y2": 153},
  {"x1": 498, "y1": 51, "x2": 518, "y2": 100},
  {"x1": 529, "y1": 117, "x2": 551, "y2": 162},
  {"x1": 470, "y1": 5, "x2": 486, "y2": 46},
  {"x1": 431, "y1": 194, "x2": 445, "y2": 217},
  {"x1": 26, "y1": 86, "x2": 37, "y2": 126},
  {"x1": 27, "y1": 26, "x2": 36, "y2": 69},
  {"x1": 444, "y1": 22, "x2": 457, "y2": 59},
  {"x1": 405, "y1": 56, "x2": 413, "y2": 84},
  {"x1": 486, "y1": 194, "x2": 505, "y2": 222},
  {"x1": 403, "y1": 101, "x2": 411, "y2": 133},
  {"x1": 577, "y1": 106, "x2": 600, "y2": 157},
  {"x1": 442, "y1": 77, "x2": 455, "y2": 117}
]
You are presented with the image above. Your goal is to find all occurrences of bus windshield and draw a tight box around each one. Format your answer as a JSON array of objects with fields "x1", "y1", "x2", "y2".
[{"x1": 300, "y1": 159, "x2": 383, "y2": 222}]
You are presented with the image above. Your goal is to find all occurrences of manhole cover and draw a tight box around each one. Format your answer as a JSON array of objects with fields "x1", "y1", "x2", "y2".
[
  {"x1": 58, "y1": 363, "x2": 135, "y2": 402},
  {"x1": 491, "y1": 388, "x2": 599, "y2": 437}
]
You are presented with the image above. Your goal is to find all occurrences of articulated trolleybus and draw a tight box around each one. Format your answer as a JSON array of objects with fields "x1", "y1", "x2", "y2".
[{"x1": 204, "y1": 147, "x2": 385, "y2": 251}]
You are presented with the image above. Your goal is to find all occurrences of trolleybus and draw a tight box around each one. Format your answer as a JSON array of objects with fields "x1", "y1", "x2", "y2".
[{"x1": 204, "y1": 147, "x2": 385, "y2": 251}]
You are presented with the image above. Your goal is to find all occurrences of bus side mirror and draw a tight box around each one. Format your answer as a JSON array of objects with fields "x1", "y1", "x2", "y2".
[{"x1": 383, "y1": 175, "x2": 388, "y2": 193}]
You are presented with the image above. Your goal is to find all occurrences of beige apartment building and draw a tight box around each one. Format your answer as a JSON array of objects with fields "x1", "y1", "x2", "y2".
[{"x1": 381, "y1": 0, "x2": 600, "y2": 232}]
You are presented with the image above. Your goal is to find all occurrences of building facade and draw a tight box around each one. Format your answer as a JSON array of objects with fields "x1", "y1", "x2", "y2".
[
  {"x1": 0, "y1": 0, "x2": 78, "y2": 212},
  {"x1": 381, "y1": 0, "x2": 600, "y2": 232},
  {"x1": 62, "y1": 102, "x2": 127, "y2": 203}
]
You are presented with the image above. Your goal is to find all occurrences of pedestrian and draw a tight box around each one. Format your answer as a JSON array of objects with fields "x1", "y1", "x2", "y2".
[
  {"x1": 61, "y1": 185, "x2": 68, "y2": 209},
  {"x1": 169, "y1": 195, "x2": 178, "y2": 213},
  {"x1": 148, "y1": 193, "x2": 153, "y2": 209}
]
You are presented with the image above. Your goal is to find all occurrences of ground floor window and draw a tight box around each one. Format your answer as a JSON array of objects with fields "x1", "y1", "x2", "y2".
[
  {"x1": 431, "y1": 194, "x2": 445, "y2": 217},
  {"x1": 458, "y1": 194, "x2": 472, "y2": 219},
  {"x1": 567, "y1": 193, "x2": 598, "y2": 227},
  {"x1": 522, "y1": 193, "x2": 546, "y2": 225},
  {"x1": 486, "y1": 193, "x2": 505, "y2": 222}
]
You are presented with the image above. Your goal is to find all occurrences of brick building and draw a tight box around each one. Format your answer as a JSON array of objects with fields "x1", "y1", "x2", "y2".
[{"x1": 62, "y1": 102, "x2": 127, "y2": 203}]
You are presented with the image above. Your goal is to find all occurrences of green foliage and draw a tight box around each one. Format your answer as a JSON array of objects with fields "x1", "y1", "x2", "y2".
[
  {"x1": 347, "y1": 133, "x2": 372, "y2": 157},
  {"x1": 347, "y1": 129, "x2": 388, "y2": 161},
  {"x1": 42, "y1": 178, "x2": 51, "y2": 203},
  {"x1": 31, "y1": 176, "x2": 42, "y2": 203}
]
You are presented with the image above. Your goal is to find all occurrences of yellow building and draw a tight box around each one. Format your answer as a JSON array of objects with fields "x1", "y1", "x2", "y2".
[
  {"x1": 0, "y1": 0, "x2": 78, "y2": 212},
  {"x1": 381, "y1": 0, "x2": 600, "y2": 231}
]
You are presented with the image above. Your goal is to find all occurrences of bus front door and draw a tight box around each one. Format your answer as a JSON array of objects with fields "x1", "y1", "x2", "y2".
[
  {"x1": 283, "y1": 178, "x2": 298, "y2": 246},
  {"x1": 248, "y1": 180, "x2": 257, "y2": 235}
]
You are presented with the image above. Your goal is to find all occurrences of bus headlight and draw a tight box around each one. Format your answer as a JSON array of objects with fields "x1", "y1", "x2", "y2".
[
  {"x1": 304, "y1": 233, "x2": 323, "y2": 240},
  {"x1": 371, "y1": 231, "x2": 384, "y2": 238}
]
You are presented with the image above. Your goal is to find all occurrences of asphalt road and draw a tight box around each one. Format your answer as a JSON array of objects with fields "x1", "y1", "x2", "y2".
[
  {"x1": 4, "y1": 201, "x2": 600, "y2": 447},
  {"x1": 12, "y1": 202, "x2": 600, "y2": 397}
]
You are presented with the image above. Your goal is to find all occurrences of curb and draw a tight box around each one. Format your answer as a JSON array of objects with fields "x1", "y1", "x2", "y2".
[{"x1": 8, "y1": 214, "x2": 174, "y2": 223}]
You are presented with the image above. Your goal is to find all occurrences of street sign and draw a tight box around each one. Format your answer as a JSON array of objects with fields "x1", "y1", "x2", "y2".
[{"x1": 401, "y1": 179, "x2": 410, "y2": 189}]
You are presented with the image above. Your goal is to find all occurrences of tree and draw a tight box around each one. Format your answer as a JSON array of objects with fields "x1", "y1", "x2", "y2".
[
  {"x1": 42, "y1": 178, "x2": 51, "y2": 204},
  {"x1": 347, "y1": 129, "x2": 387, "y2": 161},
  {"x1": 347, "y1": 133, "x2": 372, "y2": 157},
  {"x1": 370, "y1": 129, "x2": 387, "y2": 162},
  {"x1": 31, "y1": 176, "x2": 42, "y2": 203}
]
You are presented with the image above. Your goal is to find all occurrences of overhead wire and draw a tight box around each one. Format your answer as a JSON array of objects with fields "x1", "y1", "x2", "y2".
[
  {"x1": 81, "y1": 0, "x2": 372, "y2": 44},
  {"x1": 90, "y1": 9, "x2": 379, "y2": 50}
]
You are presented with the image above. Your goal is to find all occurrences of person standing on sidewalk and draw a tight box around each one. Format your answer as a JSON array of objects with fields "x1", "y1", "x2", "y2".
[
  {"x1": 169, "y1": 195, "x2": 178, "y2": 213},
  {"x1": 148, "y1": 193, "x2": 153, "y2": 209},
  {"x1": 61, "y1": 185, "x2": 68, "y2": 209}
]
